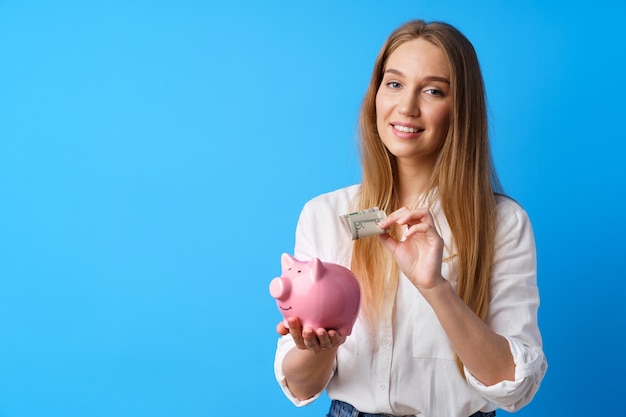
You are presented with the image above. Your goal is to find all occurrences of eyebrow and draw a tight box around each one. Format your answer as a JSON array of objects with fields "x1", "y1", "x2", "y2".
[{"x1": 384, "y1": 68, "x2": 450, "y2": 84}]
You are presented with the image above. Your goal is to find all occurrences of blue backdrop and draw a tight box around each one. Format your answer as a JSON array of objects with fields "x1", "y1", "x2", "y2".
[{"x1": 1, "y1": 1, "x2": 625, "y2": 416}]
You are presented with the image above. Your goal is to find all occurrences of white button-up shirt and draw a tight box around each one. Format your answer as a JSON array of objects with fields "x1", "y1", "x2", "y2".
[{"x1": 274, "y1": 185, "x2": 547, "y2": 417}]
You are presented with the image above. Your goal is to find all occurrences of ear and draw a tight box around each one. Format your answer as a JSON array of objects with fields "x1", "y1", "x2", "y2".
[
  {"x1": 281, "y1": 253, "x2": 297, "y2": 271},
  {"x1": 306, "y1": 257, "x2": 326, "y2": 281}
]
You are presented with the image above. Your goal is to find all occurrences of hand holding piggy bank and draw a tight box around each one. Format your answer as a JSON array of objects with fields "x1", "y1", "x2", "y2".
[{"x1": 269, "y1": 253, "x2": 361, "y2": 337}]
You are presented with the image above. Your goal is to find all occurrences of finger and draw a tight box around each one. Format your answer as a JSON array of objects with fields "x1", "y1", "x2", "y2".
[
  {"x1": 396, "y1": 208, "x2": 433, "y2": 227},
  {"x1": 403, "y1": 219, "x2": 443, "y2": 243},
  {"x1": 286, "y1": 317, "x2": 306, "y2": 348},
  {"x1": 378, "y1": 206, "x2": 410, "y2": 229},
  {"x1": 379, "y1": 207, "x2": 431, "y2": 229},
  {"x1": 276, "y1": 322, "x2": 289, "y2": 336},
  {"x1": 328, "y1": 330, "x2": 347, "y2": 347},
  {"x1": 403, "y1": 222, "x2": 432, "y2": 239},
  {"x1": 302, "y1": 327, "x2": 323, "y2": 352},
  {"x1": 378, "y1": 232, "x2": 399, "y2": 253},
  {"x1": 316, "y1": 328, "x2": 332, "y2": 350}
]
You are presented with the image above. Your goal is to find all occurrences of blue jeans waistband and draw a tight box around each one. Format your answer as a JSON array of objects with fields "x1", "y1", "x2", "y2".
[{"x1": 327, "y1": 400, "x2": 496, "y2": 417}]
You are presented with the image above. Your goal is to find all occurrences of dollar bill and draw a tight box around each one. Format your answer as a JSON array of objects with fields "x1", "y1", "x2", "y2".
[{"x1": 340, "y1": 207, "x2": 388, "y2": 240}]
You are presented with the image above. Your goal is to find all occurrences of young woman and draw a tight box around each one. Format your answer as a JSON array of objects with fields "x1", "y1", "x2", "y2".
[{"x1": 273, "y1": 19, "x2": 547, "y2": 417}]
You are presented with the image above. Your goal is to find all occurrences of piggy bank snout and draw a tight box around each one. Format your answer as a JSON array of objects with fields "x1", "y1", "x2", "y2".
[{"x1": 269, "y1": 277, "x2": 291, "y2": 301}]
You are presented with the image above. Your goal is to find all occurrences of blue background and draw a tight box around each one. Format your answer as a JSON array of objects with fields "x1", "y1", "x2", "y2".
[{"x1": 1, "y1": 1, "x2": 625, "y2": 416}]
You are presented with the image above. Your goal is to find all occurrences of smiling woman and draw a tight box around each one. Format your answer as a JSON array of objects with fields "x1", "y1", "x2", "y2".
[
  {"x1": 272, "y1": 19, "x2": 547, "y2": 417},
  {"x1": 3, "y1": 1, "x2": 624, "y2": 416}
]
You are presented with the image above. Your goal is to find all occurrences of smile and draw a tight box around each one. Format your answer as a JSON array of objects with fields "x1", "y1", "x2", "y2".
[{"x1": 392, "y1": 124, "x2": 422, "y2": 133}]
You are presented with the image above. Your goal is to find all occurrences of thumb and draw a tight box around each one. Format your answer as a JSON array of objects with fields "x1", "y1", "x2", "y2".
[
  {"x1": 276, "y1": 321, "x2": 289, "y2": 335},
  {"x1": 378, "y1": 233, "x2": 397, "y2": 254}
]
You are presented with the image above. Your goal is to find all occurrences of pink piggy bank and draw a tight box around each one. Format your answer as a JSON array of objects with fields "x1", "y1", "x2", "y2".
[{"x1": 270, "y1": 253, "x2": 361, "y2": 336}]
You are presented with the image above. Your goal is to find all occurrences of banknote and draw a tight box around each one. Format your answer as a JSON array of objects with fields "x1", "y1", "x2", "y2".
[{"x1": 340, "y1": 207, "x2": 388, "y2": 240}]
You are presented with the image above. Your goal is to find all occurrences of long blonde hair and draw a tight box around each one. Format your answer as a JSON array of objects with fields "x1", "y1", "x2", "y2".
[{"x1": 352, "y1": 20, "x2": 502, "y2": 336}]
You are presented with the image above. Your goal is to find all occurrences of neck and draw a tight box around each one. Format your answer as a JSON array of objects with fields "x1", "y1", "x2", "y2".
[{"x1": 395, "y1": 158, "x2": 434, "y2": 208}]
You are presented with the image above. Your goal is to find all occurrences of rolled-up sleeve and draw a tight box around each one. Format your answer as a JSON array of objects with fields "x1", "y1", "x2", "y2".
[
  {"x1": 465, "y1": 335, "x2": 547, "y2": 410},
  {"x1": 273, "y1": 335, "x2": 329, "y2": 406},
  {"x1": 465, "y1": 198, "x2": 547, "y2": 410}
]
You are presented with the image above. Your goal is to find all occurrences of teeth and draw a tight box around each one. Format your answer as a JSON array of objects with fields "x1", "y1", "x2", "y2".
[{"x1": 394, "y1": 125, "x2": 419, "y2": 133}]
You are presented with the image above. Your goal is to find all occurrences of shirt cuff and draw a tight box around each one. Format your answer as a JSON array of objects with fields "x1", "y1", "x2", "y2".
[{"x1": 464, "y1": 335, "x2": 547, "y2": 411}]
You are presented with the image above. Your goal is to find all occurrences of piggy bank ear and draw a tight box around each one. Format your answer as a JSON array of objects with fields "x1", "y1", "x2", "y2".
[
  {"x1": 281, "y1": 253, "x2": 297, "y2": 271},
  {"x1": 306, "y1": 258, "x2": 326, "y2": 281}
]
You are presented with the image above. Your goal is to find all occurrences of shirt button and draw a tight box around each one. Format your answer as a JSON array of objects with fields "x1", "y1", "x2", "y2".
[
  {"x1": 378, "y1": 384, "x2": 386, "y2": 391},
  {"x1": 383, "y1": 337, "x2": 391, "y2": 346}
]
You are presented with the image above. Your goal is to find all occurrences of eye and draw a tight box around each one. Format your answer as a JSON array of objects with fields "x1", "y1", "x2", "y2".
[
  {"x1": 424, "y1": 88, "x2": 444, "y2": 97},
  {"x1": 386, "y1": 81, "x2": 402, "y2": 89}
]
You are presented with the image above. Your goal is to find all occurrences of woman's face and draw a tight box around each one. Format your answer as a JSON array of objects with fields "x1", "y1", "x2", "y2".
[{"x1": 375, "y1": 38, "x2": 452, "y2": 170}]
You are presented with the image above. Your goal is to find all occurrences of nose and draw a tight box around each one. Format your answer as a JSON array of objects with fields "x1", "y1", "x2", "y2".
[
  {"x1": 270, "y1": 277, "x2": 291, "y2": 301},
  {"x1": 397, "y1": 90, "x2": 420, "y2": 117}
]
